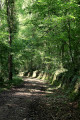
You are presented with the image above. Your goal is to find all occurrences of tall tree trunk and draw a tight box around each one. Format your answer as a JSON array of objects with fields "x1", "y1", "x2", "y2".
[{"x1": 6, "y1": 0, "x2": 15, "y2": 81}]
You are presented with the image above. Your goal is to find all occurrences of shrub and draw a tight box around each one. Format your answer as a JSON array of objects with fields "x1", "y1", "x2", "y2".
[{"x1": 10, "y1": 76, "x2": 23, "y2": 86}]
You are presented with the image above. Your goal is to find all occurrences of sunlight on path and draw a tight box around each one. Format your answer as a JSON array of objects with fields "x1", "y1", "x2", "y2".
[
  {"x1": 13, "y1": 77, "x2": 49, "y2": 97},
  {"x1": 0, "y1": 77, "x2": 80, "y2": 120}
]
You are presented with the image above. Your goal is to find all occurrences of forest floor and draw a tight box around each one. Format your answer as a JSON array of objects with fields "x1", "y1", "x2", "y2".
[{"x1": 0, "y1": 77, "x2": 80, "y2": 120}]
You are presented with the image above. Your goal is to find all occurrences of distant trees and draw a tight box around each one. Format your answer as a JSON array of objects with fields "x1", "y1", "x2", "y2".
[
  {"x1": 0, "y1": 0, "x2": 80, "y2": 85},
  {"x1": 22, "y1": 0, "x2": 80, "y2": 74}
]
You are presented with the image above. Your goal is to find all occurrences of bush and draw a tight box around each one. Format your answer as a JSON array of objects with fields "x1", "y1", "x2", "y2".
[{"x1": 10, "y1": 76, "x2": 23, "y2": 86}]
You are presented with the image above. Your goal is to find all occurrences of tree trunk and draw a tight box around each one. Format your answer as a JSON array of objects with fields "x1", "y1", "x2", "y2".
[
  {"x1": 6, "y1": 0, "x2": 15, "y2": 81},
  {"x1": 67, "y1": 19, "x2": 74, "y2": 64}
]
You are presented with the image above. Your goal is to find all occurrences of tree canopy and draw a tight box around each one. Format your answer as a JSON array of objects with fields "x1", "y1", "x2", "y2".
[{"x1": 0, "y1": 0, "x2": 80, "y2": 98}]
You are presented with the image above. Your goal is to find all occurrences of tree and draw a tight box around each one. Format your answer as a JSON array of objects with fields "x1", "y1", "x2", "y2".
[
  {"x1": 22, "y1": 0, "x2": 80, "y2": 74},
  {"x1": 5, "y1": 0, "x2": 17, "y2": 81}
]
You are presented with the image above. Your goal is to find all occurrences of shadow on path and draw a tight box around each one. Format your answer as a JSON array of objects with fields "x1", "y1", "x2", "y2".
[{"x1": 0, "y1": 77, "x2": 80, "y2": 120}]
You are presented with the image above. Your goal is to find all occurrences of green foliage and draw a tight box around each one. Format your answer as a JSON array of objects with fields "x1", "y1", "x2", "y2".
[
  {"x1": 10, "y1": 76, "x2": 23, "y2": 86},
  {"x1": 0, "y1": 76, "x2": 23, "y2": 91},
  {"x1": 69, "y1": 92, "x2": 80, "y2": 102},
  {"x1": 51, "y1": 69, "x2": 80, "y2": 101},
  {"x1": 0, "y1": 0, "x2": 80, "y2": 102}
]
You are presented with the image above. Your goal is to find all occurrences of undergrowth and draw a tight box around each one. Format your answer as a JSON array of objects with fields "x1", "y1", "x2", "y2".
[
  {"x1": 23, "y1": 70, "x2": 80, "y2": 107},
  {"x1": 0, "y1": 76, "x2": 23, "y2": 91}
]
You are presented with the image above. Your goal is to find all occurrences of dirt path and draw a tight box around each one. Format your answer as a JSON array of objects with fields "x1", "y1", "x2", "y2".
[{"x1": 0, "y1": 77, "x2": 80, "y2": 120}]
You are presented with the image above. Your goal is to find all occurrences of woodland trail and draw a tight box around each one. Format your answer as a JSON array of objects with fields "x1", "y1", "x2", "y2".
[{"x1": 0, "y1": 77, "x2": 80, "y2": 120}]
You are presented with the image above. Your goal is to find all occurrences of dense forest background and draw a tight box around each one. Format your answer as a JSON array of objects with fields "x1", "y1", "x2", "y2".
[{"x1": 0, "y1": 0, "x2": 80, "y2": 101}]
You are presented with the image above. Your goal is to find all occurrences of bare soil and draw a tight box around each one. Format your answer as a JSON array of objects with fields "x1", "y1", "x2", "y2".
[{"x1": 0, "y1": 77, "x2": 80, "y2": 120}]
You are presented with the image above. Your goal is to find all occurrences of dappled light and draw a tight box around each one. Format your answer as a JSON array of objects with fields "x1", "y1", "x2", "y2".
[
  {"x1": 13, "y1": 77, "x2": 49, "y2": 97},
  {"x1": 13, "y1": 78, "x2": 53, "y2": 98},
  {"x1": 0, "y1": 77, "x2": 80, "y2": 120},
  {"x1": 0, "y1": 0, "x2": 80, "y2": 119}
]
